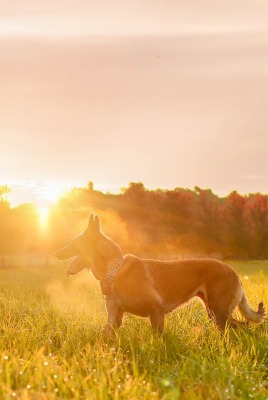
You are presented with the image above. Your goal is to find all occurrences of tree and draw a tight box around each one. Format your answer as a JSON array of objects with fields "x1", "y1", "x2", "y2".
[
  {"x1": 0, "y1": 185, "x2": 10, "y2": 203},
  {"x1": 0, "y1": 186, "x2": 11, "y2": 267},
  {"x1": 248, "y1": 194, "x2": 268, "y2": 258},
  {"x1": 224, "y1": 191, "x2": 249, "y2": 258},
  {"x1": 192, "y1": 187, "x2": 223, "y2": 253}
]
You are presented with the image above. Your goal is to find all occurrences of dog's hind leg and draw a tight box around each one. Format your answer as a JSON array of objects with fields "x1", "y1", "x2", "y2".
[
  {"x1": 204, "y1": 305, "x2": 228, "y2": 329},
  {"x1": 205, "y1": 291, "x2": 229, "y2": 329},
  {"x1": 205, "y1": 285, "x2": 243, "y2": 330},
  {"x1": 196, "y1": 291, "x2": 219, "y2": 324},
  {"x1": 228, "y1": 316, "x2": 249, "y2": 328},
  {"x1": 204, "y1": 305, "x2": 228, "y2": 330}
]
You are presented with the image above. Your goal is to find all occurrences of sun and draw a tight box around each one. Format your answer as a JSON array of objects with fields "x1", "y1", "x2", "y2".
[
  {"x1": 38, "y1": 206, "x2": 50, "y2": 227},
  {"x1": 37, "y1": 183, "x2": 68, "y2": 204}
]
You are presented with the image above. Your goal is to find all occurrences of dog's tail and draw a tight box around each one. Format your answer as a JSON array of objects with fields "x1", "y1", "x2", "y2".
[{"x1": 238, "y1": 291, "x2": 266, "y2": 323}]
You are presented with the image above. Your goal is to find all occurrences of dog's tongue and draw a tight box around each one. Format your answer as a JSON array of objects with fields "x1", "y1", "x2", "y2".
[{"x1": 66, "y1": 256, "x2": 85, "y2": 276}]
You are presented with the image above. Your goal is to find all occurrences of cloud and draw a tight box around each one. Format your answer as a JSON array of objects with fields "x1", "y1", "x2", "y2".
[{"x1": 0, "y1": 0, "x2": 268, "y2": 37}]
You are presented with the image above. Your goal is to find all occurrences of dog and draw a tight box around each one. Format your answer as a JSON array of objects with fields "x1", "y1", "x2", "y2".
[{"x1": 55, "y1": 213, "x2": 265, "y2": 335}]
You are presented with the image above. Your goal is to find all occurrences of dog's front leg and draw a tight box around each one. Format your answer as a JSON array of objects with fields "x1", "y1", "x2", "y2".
[
  {"x1": 102, "y1": 298, "x2": 124, "y2": 339},
  {"x1": 149, "y1": 309, "x2": 165, "y2": 335}
]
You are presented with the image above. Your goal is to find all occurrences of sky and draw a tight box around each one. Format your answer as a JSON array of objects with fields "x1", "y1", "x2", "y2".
[{"x1": 1, "y1": 0, "x2": 268, "y2": 206}]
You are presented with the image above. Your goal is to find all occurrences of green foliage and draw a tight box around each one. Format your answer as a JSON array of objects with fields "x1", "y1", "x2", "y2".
[
  {"x1": 0, "y1": 185, "x2": 10, "y2": 203},
  {"x1": 53, "y1": 183, "x2": 268, "y2": 259},
  {"x1": 0, "y1": 262, "x2": 267, "y2": 399},
  {"x1": 1, "y1": 182, "x2": 268, "y2": 259}
]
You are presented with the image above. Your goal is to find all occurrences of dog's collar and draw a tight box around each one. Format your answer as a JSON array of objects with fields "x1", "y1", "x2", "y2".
[{"x1": 100, "y1": 256, "x2": 125, "y2": 299}]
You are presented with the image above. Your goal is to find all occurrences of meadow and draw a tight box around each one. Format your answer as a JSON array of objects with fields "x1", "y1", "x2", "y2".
[{"x1": 0, "y1": 259, "x2": 267, "y2": 400}]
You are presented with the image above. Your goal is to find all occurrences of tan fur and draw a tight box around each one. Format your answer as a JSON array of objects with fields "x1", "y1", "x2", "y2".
[{"x1": 55, "y1": 213, "x2": 266, "y2": 335}]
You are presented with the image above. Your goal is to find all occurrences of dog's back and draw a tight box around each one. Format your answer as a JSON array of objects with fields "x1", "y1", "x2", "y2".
[{"x1": 113, "y1": 256, "x2": 242, "y2": 323}]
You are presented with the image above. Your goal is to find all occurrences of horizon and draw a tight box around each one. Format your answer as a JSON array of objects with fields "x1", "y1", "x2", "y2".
[{"x1": 4, "y1": 179, "x2": 268, "y2": 209}]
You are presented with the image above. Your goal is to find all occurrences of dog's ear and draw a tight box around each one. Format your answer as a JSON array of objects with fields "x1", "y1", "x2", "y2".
[
  {"x1": 93, "y1": 215, "x2": 100, "y2": 232},
  {"x1": 87, "y1": 213, "x2": 94, "y2": 229}
]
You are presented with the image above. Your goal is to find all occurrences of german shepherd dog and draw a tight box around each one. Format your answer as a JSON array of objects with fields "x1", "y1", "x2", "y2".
[{"x1": 55, "y1": 214, "x2": 265, "y2": 336}]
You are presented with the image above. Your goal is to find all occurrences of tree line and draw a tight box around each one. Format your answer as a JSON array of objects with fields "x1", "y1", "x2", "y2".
[{"x1": 0, "y1": 182, "x2": 268, "y2": 264}]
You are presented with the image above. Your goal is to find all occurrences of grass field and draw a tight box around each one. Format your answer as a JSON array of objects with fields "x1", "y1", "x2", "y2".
[{"x1": 0, "y1": 260, "x2": 267, "y2": 399}]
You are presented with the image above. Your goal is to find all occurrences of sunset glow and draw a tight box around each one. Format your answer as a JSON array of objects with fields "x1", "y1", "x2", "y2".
[
  {"x1": 1, "y1": 1, "x2": 268, "y2": 207},
  {"x1": 38, "y1": 206, "x2": 50, "y2": 228},
  {"x1": 36, "y1": 183, "x2": 69, "y2": 205},
  {"x1": 7, "y1": 180, "x2": 74, "y2": 208}
]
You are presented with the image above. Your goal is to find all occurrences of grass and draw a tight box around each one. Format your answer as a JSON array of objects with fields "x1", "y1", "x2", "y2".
[{"x1": 0, "y1": 260, "x2": 267, "y2": 399}]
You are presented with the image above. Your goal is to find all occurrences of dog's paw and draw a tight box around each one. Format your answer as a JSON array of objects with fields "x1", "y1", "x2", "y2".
[{"x1": 102, "y1": 324, "x2": 116, "y2": 341}]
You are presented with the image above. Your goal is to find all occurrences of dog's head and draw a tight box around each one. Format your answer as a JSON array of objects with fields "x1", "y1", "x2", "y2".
[{"x1": 54, "y1": 213, "x2": 101, "y2": 276}]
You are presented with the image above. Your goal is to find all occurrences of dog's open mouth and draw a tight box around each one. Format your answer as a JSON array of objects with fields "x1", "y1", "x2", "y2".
[{"x1": 66, "y1": 256, "x2": 86, "y2": 276}]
